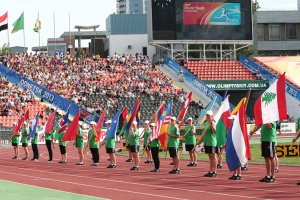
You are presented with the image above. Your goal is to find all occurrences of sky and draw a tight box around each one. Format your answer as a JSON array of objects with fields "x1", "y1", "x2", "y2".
[{"x1": 0, "y1": 0, "x2": 298, "y2": 50}]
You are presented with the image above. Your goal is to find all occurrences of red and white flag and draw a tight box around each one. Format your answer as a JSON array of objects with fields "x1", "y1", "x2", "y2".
[
  {"x1": 254, "y1": 74, "x2": 287, "y2": 126},
  {"x1": 178, "y1": 91, "x2": 192, "y2": 128}
]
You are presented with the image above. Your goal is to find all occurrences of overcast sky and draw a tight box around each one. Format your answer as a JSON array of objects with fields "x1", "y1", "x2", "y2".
[{"x1": 0, "y1": 0, "x2": 298, "y2": 50}]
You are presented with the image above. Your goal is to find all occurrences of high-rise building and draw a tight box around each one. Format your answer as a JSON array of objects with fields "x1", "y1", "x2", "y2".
[{"x1": 116, "y1": 0, "x2": 147, "y2": 14}]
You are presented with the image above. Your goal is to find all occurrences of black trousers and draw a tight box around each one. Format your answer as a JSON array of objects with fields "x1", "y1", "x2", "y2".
[
  {"x1": 90, "y1": 148, "x2": 99, "y2": 163},
  {"x1": 151, "y1": 147, "x2": 160, "y2": 169},
  {"x1": 32, "y1": 144, "x2": 39, "y2": 160},
  {"x1": 46, "y1": 140, "x2": 53, "y2": 160}
]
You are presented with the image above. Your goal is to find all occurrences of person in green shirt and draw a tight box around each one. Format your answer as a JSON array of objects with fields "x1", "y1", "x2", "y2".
[
  {"x1": 167, "y1": 116, "x2": 180, "y2": 174},
  {"x1": 21, "y1": 121, "x2": 30, "y2": 160},
  {"x1": 250, "y1": 122, "x2": 277, "y2": 183},
  {"x1": 196, "y1": 110, "x2": 217, "y2": 177},
  {"x1": 129, "y1": 121, "x2": 140, "y2": 171},
  {"x1": 104, "y1": 120, "x2": 117, "y2": 168},
  {"x1": 75, "y1": 121, "x2": 84, "y2": 165},
  {"x1": 149, "y1": 123, "x2": 161, "y2": 172},
  {"x1": 124, "y1": 130, "x2": 133, "y2": 163},
  {"x1": 11, "y1": 122, "x2": 20, "y2": 159},
  {"x1": 183, "y1": 117, "x2": 197, "y2": 167},
  {"x1": 86, "y1": 121, "x2": 99, "y2": 167},
  {"x1": 297, "y1": 117, "x2": 300, "y2": 132},
  {"x1": 56, "y1": 125, "x2": 67, "y2": 164},
  {"x1": 30, "y1": 125, "x2": 39, "y2": 161},
  {"x1": 143, "y1": 120, "x2": 152, "y2": 164},
  {"x1": 292, "y1": 124, "x2": 300, "y2": 185},
  {"x1": 43, "y1": 120, "x2": 55, "y2": 162}
]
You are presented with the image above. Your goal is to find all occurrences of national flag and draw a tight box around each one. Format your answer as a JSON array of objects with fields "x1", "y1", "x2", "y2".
[
  {"x1": 118, "y1": 107, "x2": 128, "y2": 132},
  {"x1": 254, "y1": 74, "x2": 287, "y2": 126},
  {"x1": 226, "y1": 99, "x2": 251, "y2": 171},
  {"x1": 13, "y1": 113, "x2": 24, "y2": 135},
  {"x1": 154, "y1": 102, "x2": 165, "y2": 123},
  {"x1": 0, "y1": 11, "x2": 8, "y2": 32},
  {"x1": 23, "y1": 109, "x2": 29, "y2": 122},
  {"x1": 12, "y1": 12, "x2": 24, "y2": 33},
  {"x1": 45, "y1": 109, "x2": 57, "y2": 133},
  {"x1": 58, "y1": 107, "x2": 70, "y2": 134},
  {"x1": 33, "y1": 15, "x2": 41, "y2": 33},
  {"x1": 29, "y1": 113, "x2": 39, "y2": 139},
  {"x1": 196, "y1": 96, "x2": 217, "y2": 126},
  {"x1": 178, "y1": 91, "x2": 192, "y2": 128},
  {"x1": 123, "y1": 97, "x2": 140, "y2": 133},
  {"x1": 95, "y1": 110, "x2": 106, "y2": 143},
  {"x1": 106, "y1": 109, "x2": 122, "y2": 139},
  {"x1": 62, "y1": 111, "x2": 80, "y2": 142},
  {"x1": 157, "y1": 99, "x2": 173, "y2": 148},
  {"x1": 214, "y1": 96, "x2": 231, "y2": 147},
  {"x1": 231, "y1": 98, "x2": 247, "y2": 115}
]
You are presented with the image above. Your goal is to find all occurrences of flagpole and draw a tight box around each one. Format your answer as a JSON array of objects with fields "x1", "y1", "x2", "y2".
[
  {"x1": 6, "y1": 11, "x2": 10, "y2": 47},
  {"x1": 23, "y1": 26, "x2": 26, "y2": 54},
  {"x1": 53, "y1": 12, "x2": 56, "y2": 55},
  {"x1": 38, "y1": 12, "x2": 40, "y2": 49}
]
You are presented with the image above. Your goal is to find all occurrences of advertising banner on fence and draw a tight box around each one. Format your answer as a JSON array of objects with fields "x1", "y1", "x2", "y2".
[
  {"x1": 205, "y1": 80, "x2": 269, "y2": 90},
  {"x1": 0, "y1": 64, "x2": 93, "y2": 121},
  {"x1": 276, "y1": 144, "x2": 300, "y2": 157}
]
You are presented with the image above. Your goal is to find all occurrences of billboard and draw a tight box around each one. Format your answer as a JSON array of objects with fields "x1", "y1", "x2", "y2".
[{"x1": 148, "y1": 0, "x2": 253, "y2": 43}]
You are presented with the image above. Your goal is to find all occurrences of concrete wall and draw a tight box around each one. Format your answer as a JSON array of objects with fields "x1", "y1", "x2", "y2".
[{"x1": 109, "y1": 34, "x2": 155, "y2": 59}]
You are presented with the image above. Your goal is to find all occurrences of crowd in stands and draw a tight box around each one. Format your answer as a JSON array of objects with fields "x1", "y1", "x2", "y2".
[{"x1": 0, "y1": 52, "x2": 180, "y2": 117}]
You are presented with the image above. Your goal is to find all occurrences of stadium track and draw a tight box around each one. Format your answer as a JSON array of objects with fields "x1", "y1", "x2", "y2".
[{"x1": 0, "y1": 145, "x2": 299, "y2": 200}]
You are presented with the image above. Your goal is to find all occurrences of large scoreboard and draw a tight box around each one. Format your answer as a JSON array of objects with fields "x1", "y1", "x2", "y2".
[{"x1": 148, "y1": 0, "x2": 253, "y2": 43}]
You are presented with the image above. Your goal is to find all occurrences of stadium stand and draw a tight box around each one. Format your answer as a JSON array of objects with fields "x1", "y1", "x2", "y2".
[
  {"x1": 184, "y1": 60, "x2": 257, "y2": 80},
  {"x1": 0, "y1": 53, "x2": 202, "y2": 129}
]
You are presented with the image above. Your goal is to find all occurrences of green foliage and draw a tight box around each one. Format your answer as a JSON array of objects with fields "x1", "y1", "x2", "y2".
[{"x1": 0, "y1": 43, "x2": 10, "y2": 55}]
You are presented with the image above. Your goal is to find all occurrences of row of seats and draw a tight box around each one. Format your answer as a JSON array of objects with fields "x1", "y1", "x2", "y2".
[{"x1": 184, "y1": 60, "x2": 256, "y2": 81}]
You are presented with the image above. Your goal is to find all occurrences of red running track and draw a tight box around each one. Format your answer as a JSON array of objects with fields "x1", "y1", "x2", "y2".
[{"x1": 0, "y1": 145, "x2": 299, "y2": 200}]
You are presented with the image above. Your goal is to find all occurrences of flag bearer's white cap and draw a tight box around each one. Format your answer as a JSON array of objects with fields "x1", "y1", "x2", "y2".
[
  {"x1": 105, "y1": 120, "x2": 112, "y2": 124},
  {"x1": 90, "y1": 121, "x2": 96, "y2": 125},
  {"x1": 144, "y1": 120, "x2": 149, "y2": 124},
  {"x1": 170, "y1": 116, "x2": 176, "y2": 120},
  {"x1": 132, "y1": 121, "x2": 138, "y2": 125},
  {"x1": 150, "y1": 123, "x2": 156, "y2": 126},
  {"x1": 206, "y1": 110, "x2": 214, "y2": 116},
  {"x1": 187, "y1": 117, "x2": 193, "y2": 121}
]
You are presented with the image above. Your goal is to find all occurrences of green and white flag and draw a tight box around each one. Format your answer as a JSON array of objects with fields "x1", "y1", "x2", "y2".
[
  {"x1": 33, "y1": 15, "x2": 41, "y2": 33},
  {"x1": 12, "y1": 12, "x2": 24, "y2": 33}
]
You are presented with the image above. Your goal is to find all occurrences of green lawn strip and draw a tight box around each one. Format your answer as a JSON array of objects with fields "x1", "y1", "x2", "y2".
[{"x1": 0, "y1": 180, "x2": 107, "y2": 200}]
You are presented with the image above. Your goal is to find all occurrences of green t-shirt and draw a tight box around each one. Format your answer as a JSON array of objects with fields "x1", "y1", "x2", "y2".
[
  {"x1": 88, "y1": 129, "x2": 99, "y2": 149},
  {"x1": 21, "y1": 127, "x2": 29, "y2": 144},
  {"x1": 203, "y1": 122, "x2": 217, "y2": 147},
  {"x1": 150, "y1": 138, "x2": 161, "y2": 148},
  {"x1": 12, "y1": 135, "x2": 20, "y2": 144},
  {"x1": 261, "y1": 123, "x2": 277, "y2": 142},
  {"x1": 76, "y1": 128, "x2": 84, "y2": 148},
  {"x1": 185, "y1": 125, "x2": 196, "y2": 145},
  {"x1": 129, "y1": 129, "x2": 140, "y2": 146},
  {"x1": 31, "y1": 128, "x2": 39, "y2": 144},
  {"x1": 167, "y1": 125, "x2": 180, "y2": 148},
  {"x1": 57, "y1": 132, "x2": 66, "y2": 146},
  {"x1": 106, "y1": 137, "x2": 116, "y2": 149},
  {"x1": 143, "y1": 127, "x2": 152, "y2": 145},
  {"x1": 45, "y1": 131, "x2": 54, "y2": 141}
]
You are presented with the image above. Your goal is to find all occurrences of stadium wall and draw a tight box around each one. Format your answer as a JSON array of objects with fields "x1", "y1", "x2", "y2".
[{"x1": 108, "y1": 34, "x2": 155, "y2": 58}]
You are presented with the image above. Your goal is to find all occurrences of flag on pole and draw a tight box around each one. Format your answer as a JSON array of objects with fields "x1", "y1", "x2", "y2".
[
  {"x1": 254, "y1": 74, "x2": 287, "y2": 126},
  {"x1": 12, "y1": 12, "x2": 24, "y2": 33},
  {"x1": 154, "y1": 102, "x2": 165, "y2": 123},
  {"x1": 33, "y1": 15, "x2": 41, "y2": 33},
  {"x1": 95, "y1": 110, "x2": 106, "y2": 143},
  {"x1": 196, "y1": 96, "x2": 217, "y2": 126},
  {"x1": 214, "y1": 96, "x2": 231, "y2": 147},
  {"x1": 13, "y1": 113, "x2": 24, "y2": 135},
  {"x1": 45, "y1": 109, "x2": 57, "y2": 133},
  {"x1": 58, "y1": 107, "x2": 70, "y2": 134},
  {"x1": 178, "y1": 91, "x2": 192, "y2": 128},
  {"x1": 123, "y1": 97, "x2": 141, "y2": 133},
  {"x1": 62, "y1": 111, "x2": 80, "y2": 142},
  {"x1": 106, "y1": 109, "x2": 122, "y2": 139},
  {"x1": 226, "y1": 99, "x2": 251, "y2": 171},
  {"x1": 118, "y1": 107, "x2": 128, "y2": 133},
  {"x1": 157, "y1": 99, "x2": 173, "y2": 148},
  {"x1": 0, "y1": 11, "x2": 8, "y2": 32},
  {"x1": 29, "y1": 113, "x2": 39, "y2": 139},
  {"x1": 24, "y1": 109, "x2": 29, "y2": 122}
]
